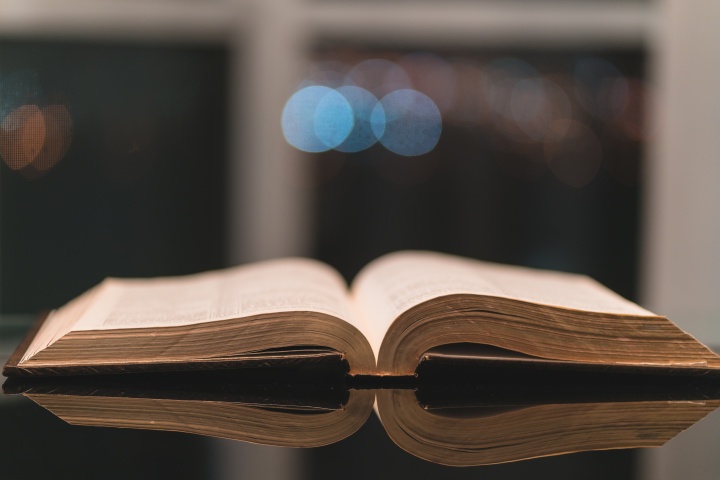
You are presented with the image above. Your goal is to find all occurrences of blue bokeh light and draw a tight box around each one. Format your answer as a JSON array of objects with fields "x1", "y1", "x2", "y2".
[
  {"x1": 0, "y1": 70, "x2": 41, "y2": 122},
  {"x1": 335, "y1": 86, "x2": 383, "y2": 153},
  {"x1": 372, "y1": 89, "x2": 441, "y2": 156},
  {"x1": 281, "y1": 86, "x2": 353, "y2": 152},
  {"x1": 314, "y1": 89, "x2": 354, "y2": 149},
  {"x1": 283, "y1": 60, "x2": 444, "y2": 156}
]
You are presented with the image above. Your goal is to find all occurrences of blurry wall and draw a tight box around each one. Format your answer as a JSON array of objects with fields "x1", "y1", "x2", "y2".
[
  {"x1": 640, "y1": 1, "x2": 720, "y2": 479},
  {"x1": 0, "y1": 40, "x2": 229, "y2": 313},
  {"x1": 641, "y1": 0, "x2": 720, "y2": 346}
]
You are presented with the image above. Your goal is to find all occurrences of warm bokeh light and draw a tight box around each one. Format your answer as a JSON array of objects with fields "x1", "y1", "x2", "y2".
[
  {"x1": 0, "y1": 104, "x2": 46, "y2": 171},
  {"x1": 346, "y1": 59, "x2": 412, "y2": 98},
  {"x1": 574, "y1": 56, "x2": 628, "y2": 120},
  {"x1": 30, "y1": 105, "x2": 74, "y2": 178},
  {"x1": 0, "y1": 103, "x2": 74, "y2": 179},
  {"x1": 615, "y1": 78, "x2": 646, "y2": 143},
  {"x1": 511, "y1": 77, "x2": 573, "y2": 142},
  {"x1": 300, "y1": 60, "x2": 351, "y2": 89},
  {"x1": 486, "y1": 57, "x2": 539, "y2": 121},
  {"x1": 0, "y1": 70, "x2": 73, "y2": 179},
  {"x1": 446, "y1": 59, "x2": 491, "y2": 126},
  {"x1": 398, "y1": 53, "x2": 457, "y2": 113}
]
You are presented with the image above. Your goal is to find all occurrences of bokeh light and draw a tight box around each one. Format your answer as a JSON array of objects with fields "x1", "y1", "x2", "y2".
[
  {"x1": 510, "y1": 77, "x2": 573, "y2": 142},
  {"x1": 335, "y1": 86, "x2": 383, "y2": 153},
  {"x1": 281, "y1": 86, "x2": 353, "y2": 153},
  {"x1": 283, "y1": 60, "x2": 442, "y2": 156},
  {"x1": 314, "y1": 89, "x2": 354, "y2": 149},
  {"x1": 0, "y1": 104, "x2": 46, "y2": 170},
  {"x1": 398, "y1": 53, "x2": 457, "y2": 113},
  {"x1": 286, "y1": 52, "x2": 642, "y2": 186},
  {"x1": 346, "y1": 59, "x2": 412, "y2": 98},
  {"x1": 615, "y1": 78, "x2": 646, "y2": 142},
  {"x1": 0, "y1": 103, "x2": 73, "y2": 178},
  {"x1": 372, "y1": 89, "x2": 441, "y2": 157},
  {"x1": 0, "y1": 70, "x2": 41, "y2": 120},
  {"x1": 299, "y1": 61, "x2": 351, "y2": 89},
  {"x1": 486, "y1": 57, "x2": 539, "y2": 121},
  {"x1": 446, "y1": 59, "x2": 491, "y2": 126},
  {"x1": 32, "y1": 105, "x2": 73, "y2": 176},
  {"x1": 0, "y1": 71, "x2": 73, "y2": 179},
  {"x1": 574, "y1": 56, "x2": 629, "y2": 120}
]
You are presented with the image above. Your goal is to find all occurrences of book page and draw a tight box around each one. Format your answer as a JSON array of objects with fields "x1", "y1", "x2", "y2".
[
  {"x1": 21, "y1": 259, "x2": 359, "y2": 361},
  {"x1": 66, "y1": 258, "x2": 358, "y2": 333},
  {"x1": 351, "y1": 251, "x2": 655, "y2": 358}
]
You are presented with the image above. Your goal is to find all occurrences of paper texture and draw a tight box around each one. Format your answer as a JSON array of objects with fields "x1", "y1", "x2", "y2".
[
  {"x1": 352, "y1": 251, "x2": 655, "y2": 358},
  {"x1": 70, "y1": 258, "x2": 358, "y2": 331},
  {"x1": 20, "y1": 258, "x2": 367, "y2": 366}
]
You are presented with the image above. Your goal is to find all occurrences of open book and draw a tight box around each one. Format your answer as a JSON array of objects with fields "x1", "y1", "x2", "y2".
[{"x1": 4, "y1": 250, "x2": 720, "y2": 377}]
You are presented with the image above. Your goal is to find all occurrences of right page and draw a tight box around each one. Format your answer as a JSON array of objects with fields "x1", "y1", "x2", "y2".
[
  {"x1": 351, "y1": 250, "x2": 653, "y2": 360},
  {"x1": 351, "y1": 251, "x2": 719, "y2": 374}
]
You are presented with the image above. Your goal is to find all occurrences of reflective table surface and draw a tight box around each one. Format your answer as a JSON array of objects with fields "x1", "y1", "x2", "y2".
[{"x1": 2, "y1": 316, "x2": 720, "y2": 480}]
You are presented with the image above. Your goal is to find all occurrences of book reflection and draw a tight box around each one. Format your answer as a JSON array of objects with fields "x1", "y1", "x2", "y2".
[
  {"x1": 3, "y1": 370, "x2": 374, "y2": 448},
  {"x1": 5, "y1": 371, "x2": 720, "y2": 466},
  {"x1": 378, "y1": 389, "x2": 720, "y2": 466}
]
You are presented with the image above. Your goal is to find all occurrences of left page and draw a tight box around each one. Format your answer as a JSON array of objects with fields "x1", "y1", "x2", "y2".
[{"x1": 22, "y1": 258, "x2": 360, "y2": 362}]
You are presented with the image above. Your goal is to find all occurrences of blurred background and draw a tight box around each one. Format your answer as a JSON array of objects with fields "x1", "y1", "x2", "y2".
[{"x1": 1, "y1": 0, "x2": 719, "y2": 479}]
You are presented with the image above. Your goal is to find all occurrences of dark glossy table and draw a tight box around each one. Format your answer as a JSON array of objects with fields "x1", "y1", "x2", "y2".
[{"x1": 2, "y1": 315, "x2": 719, "y2": 480}]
